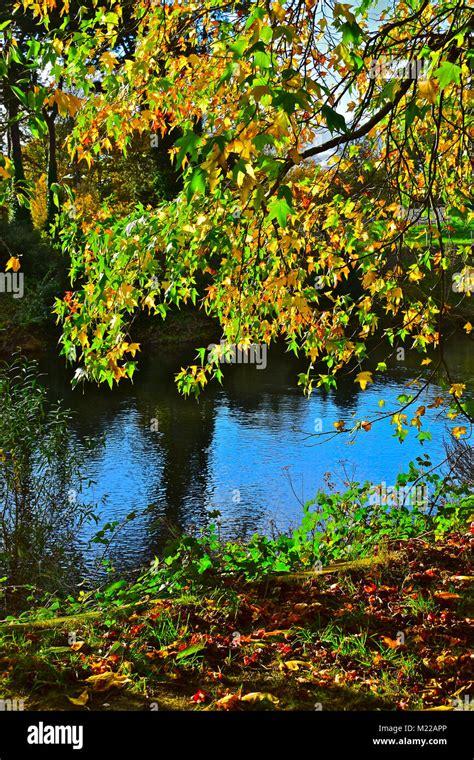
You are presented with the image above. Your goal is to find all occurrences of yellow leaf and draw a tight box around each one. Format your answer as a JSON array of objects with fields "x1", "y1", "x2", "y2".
[
  {"x1": 77, "y1": 332, "x2": 89, "y2": 349},
  {"x1": 126, "y1": 343, "x2": 140, "y2": 357},
  {"x1": 241, "y1": 692, "x2": 279, "y2": 705},
  {"x1": 143, "y1": 294, "x2": 156, "y2": 312},
  {"x1": 214, "y1": 693, "x2": 241, "y2": 710},
  {"x1": 463, "y1": 322, "x2": 473, "y2": 334},
  {"x1": 187, "y1": 54, "x2": 200, "y2": 68},
  {"x1": 280, "y1": 660, "x2": 309, "y2": 671},
  {"x1": 85, "y1": 672, "x2": 131, "y2": 692},
  {"x1": 421, "y1": 358, "x2": 432, "y2": 366},
  {"x1": 333, "y1": 420, "x2": 345, "y2": 431},
  {"x1": 100, "y1": 51, "x2": 118, "y2": 70},
  {"x1": 354, "y1": 371, "x2": 373, "y2": 391},
  {"x1": 6, "y1": 256, "x2": 21, "y2": 273},
  {"x1": 418, "y1": 79, "x2": 438, "y2": 104},
  {"x1": 451, "y1": 426, "x2": 466, "y2": 440},
  {"x1": 449, "y1": 384, "x2": 465, "y2": 398},
  {"x1": 70, "y1": 641, "x2": 85, "y2": 652},
  {"x1": 67, "y1": 689, "x2": 89, "y2": 706}
]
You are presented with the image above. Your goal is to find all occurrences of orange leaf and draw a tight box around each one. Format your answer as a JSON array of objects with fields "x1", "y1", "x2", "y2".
[
  {"x1": 6, "y1": 256, "x2": 21, "y2": 273},
  {"x1": 434, "y1": 592, "x2": 461, "y2": 601},
  {"x1": 381, "y1": 636, "x2": 402, "y2": 649}
]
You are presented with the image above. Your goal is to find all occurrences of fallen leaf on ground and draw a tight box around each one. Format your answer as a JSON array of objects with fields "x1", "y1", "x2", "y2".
[
  {"x1": 381, "y1": 636, "x2": 403, "y2": 649},
  {"x1": 67, "y1": 690, "x2": 89, "y2": 706},
  {"x1": 241, "y1": 692, "x2": 279, "y2": 705},
  {"x1": 190, "y1": 690, "x2": 207, "y2": 703},
  {"x1": 434, "y1": 592, "x2": 461, "y2": 601},
  {"x1": 214, "y1": 693, "x2": 241, "y2": 710},
  {"x1": 280, "y1": 660, "x2": 309, "y2": 671},
  {"x1": 85, "y1": 672, "x2": 131, "y2": 691}
]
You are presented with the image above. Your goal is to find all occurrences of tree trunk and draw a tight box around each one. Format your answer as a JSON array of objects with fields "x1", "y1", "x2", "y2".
[
  {"x1": 3, "y1": 69, "x2": 32, "y2": 228},
  {"x1": 44, "y1": 103, "x2": 59, "y2": 228}
]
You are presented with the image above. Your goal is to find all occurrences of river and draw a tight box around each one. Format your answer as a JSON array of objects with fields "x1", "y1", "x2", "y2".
[{"x1": 39, "y1": 334, "x2": 472, "y2": 575}]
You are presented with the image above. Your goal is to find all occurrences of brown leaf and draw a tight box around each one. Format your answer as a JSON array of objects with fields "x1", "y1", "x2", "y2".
[
  {"x1": 434, "y1": 592, "x2": 461, "y2": 601},
  {"x1": 215, "y1": 693, "x2": 241, "y2": 710}
]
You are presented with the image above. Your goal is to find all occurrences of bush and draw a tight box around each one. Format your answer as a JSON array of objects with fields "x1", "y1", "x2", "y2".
[{"x1": 0, "y1": 355, "x2": 99, "y2": 607}]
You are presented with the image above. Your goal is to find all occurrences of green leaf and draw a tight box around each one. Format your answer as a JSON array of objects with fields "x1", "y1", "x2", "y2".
[
  {"x1": 268, "y1": 197, "x2": 292, "y2": 228},
  {"x1": 176, "y1": 641, "x2": 206, "y2": 660},
  {"x1": 321, "y1": 104, "x2": 347, "y2": 134},
  {"x1": 10, "y1": 86, "x2": 29, "y2": 107},
  {"x1": 187, "y1": 168, "x2": 206, "y2": 200},
  {"x1": 253, "y1": 50, "x2": 271, "y2": 69},
  {"x1": 405, "y1": 102, "x2": 421, "y2": 130},
  {"x1": 416, "y1": 431, "x2": 432, "y2": 444},
  {"x1": 340, "y1": 21, "x2": 362, "y2": 46},
  {"x1": 175, "y1": 131, "x2": 201, "y2": 167},
  {"x1": 433, "y1": 61, "x2": 461, "y2": 90},
  {"x1": 229, "y1": 38, "x2": 247, "y2": 58}
]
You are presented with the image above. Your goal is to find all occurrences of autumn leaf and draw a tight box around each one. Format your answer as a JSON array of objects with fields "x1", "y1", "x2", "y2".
[
  {"x1": 354, "y1": 372, "x2": 373, "y2": 391},
  {"x1": 214, "y1": 692, "x2": 241, "y2": 710},
  {"x1": 381, "y1": 636, "x2": 402, "y2": 649},
  {"x1": 417, "y1": 79, "x2": 438, "y2": 103},
  {"x1": 449, "y1": 384, "x2": 465, "y2": 398},
  {"x1": 5, "y1": 257, "x2": 21, "y2": 273},
  {"x1": 190, "y1": 689, "x2": 207, "y2": 703},
  {"x1": 70, "y1": 641, "x2": 85, "y2": 652},
  {"x1": 125, "y1": 343, "x2": 141, "y2": 357},
  {"x1": 85, "y1": 672, "x2": 131, "y2": 691},
  {"x1": 451, "y1": 426, "x2": 467, "y2": 439},
  {"x1": 463, "y1": 322, "x2": 473, "y2": 334},
  {"x1": 240, "y1": 692, "x2": 279, "y2": 705},
  {"x1": 433, "y1": 592, "x2": 461, "y2": 601},
  {"x1": 67, "y1": 689, "x2": 89, "y2": 706},
  {"x1": 280, "y1": 660, "x2": 309, "y2": 671},
  {"x1": 100, "y1": 51, "x2": 118, "y2": 70}
]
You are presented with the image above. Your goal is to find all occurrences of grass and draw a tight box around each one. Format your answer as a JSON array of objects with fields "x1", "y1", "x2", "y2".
[{"x1": 0, "y1": 531, "x2": 471, "y2": 712}]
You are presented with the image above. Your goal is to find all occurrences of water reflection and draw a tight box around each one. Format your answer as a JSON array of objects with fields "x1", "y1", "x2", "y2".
[{"x1": 38, "y1": 335, "x2": 472, "y2": 575}]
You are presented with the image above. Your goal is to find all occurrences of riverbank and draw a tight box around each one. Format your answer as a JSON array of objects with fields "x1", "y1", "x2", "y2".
[
  {"x1": 0, "y1": 299, "x2": 219, "y2": 358},
  {"x1": 0, "y1": 530, "x2": 472, "y2": 712}
]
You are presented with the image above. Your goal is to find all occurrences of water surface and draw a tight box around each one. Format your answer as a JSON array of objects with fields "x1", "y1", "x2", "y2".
[{"x1": 39, "y1": 336, "x2": 472, "y2": 574}]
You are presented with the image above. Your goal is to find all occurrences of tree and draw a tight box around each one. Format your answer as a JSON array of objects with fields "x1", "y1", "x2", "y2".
[{"x1": 5, "y1": 0, "x2": 473, "y2": 439}]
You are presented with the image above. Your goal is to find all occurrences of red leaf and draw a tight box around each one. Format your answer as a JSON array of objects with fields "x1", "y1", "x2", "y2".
[{"x1": 191, "y1": 690, "x2": 207, "y2": 703}]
